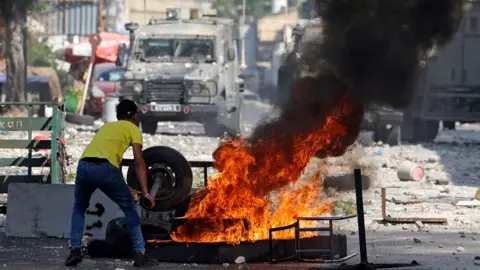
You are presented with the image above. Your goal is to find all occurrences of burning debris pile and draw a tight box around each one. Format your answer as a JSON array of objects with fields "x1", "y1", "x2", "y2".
[{"x1": 171, "y1": 0, "x2": 465, "y2": 244}]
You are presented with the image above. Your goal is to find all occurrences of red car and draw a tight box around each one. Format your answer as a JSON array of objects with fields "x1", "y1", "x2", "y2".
[{"x1": 86, "y1": 63, "x2": 126, "y2": 116}]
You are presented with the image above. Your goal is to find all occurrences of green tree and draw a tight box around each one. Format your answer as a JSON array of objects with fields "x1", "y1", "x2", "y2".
[
  {"x1": 28, "y1": 33, "x2": 56, "y2": 68},
  {"x1": 0, "y1": 0, "x2": 46, "y2": 104},
  {"x1": 211, "y1": 0, "x2": 272, "y2": 21}
]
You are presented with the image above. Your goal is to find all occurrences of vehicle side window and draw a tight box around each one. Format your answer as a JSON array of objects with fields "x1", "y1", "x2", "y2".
[
  {"x1": 98, "y1": 71, "x2": 109, "y2": 81},
  {"x1": 109, "y1": 70, "x2": 125, "y2": 81},
  {"x1": 98, "y1": 69, "x2": 125, "y2": 81}
]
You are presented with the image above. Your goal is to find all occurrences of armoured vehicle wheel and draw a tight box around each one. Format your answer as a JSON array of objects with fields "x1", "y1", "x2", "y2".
[
  {"x1": 127, "y1": 146, "x2": 193, "y2": 212},
  {"x1": 141, "y1": 121, "x2": 157, "y2": 135},
  {"x1": 373, "y1": 124, "x2": 400, "y2": 146},
  {"x1": 443, "y1": 121, "x2": 455, "y2": 130},
  {"x1": 414, "y1": 120, "x2": 439, "y2": 142},
  {"x1": 203, "y1": 119, "x2": 227, "y2": 137},
  {"x1": 401, "y1": 111, "x2": 439, "y2": 143}
]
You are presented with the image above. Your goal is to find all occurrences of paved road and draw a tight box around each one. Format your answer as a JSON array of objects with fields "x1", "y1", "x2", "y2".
[{"x1": 0, "y1": 227, "x2": 477, "y2": 270}]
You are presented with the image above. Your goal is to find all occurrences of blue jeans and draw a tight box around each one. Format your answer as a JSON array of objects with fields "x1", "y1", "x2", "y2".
[{"x1": 69, "y1": 160, "x2": 145, "y2": 254}]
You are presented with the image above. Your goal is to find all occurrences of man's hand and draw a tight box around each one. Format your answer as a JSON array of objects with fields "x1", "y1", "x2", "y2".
[
  {"x1": 129, "y1": 187, "x2": 140, "y2": 202},
  {"x1": 143, "y1": 193, "x2": 156, "y2": 209}
]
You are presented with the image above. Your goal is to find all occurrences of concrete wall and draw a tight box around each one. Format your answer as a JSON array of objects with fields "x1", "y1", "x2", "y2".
[{"x1": 6, "y1": 183, "x2": 127, "y2": 240}]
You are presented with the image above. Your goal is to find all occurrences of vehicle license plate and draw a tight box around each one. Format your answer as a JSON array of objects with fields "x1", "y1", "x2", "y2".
[{"x1": 152, "y1": 104, "x2": 181, "y2": 112}]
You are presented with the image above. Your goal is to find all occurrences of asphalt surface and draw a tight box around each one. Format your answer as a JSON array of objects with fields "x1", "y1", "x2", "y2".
[
  {"x1": 1, "y1": 229, "x2": 476, "y2": 269},
  {"x1": 0, "y1": 233, "x2": 335, "y2": 269}
]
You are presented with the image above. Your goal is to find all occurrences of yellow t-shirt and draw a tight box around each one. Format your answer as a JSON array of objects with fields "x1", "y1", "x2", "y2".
[{"x1": 81, "y1": 120, "x2": 143, "y2": 168}]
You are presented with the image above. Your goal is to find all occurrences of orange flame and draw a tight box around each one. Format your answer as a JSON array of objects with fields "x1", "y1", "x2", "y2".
[{"x1": 171, "y1": 97, "x2": 363, "y2": 245}]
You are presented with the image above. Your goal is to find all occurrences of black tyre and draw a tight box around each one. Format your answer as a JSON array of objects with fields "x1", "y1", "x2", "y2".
[
  {"x1": 372, "y1": 125, "x2": 386, "y2": 143},
  {"x1": 443, "y1": 121, "x2": 456, "y2": 130},
  {"x1": 385, "y1": 126, "x2": 400, "y2": 146},
  {"x1": 203, "y1": 119, "x2": 226, "y2": 137},
  {"x1": 373, "y1": 122, "x2": 397, "y2": 145},
  {"x1": 105, "y1": 217, "x2": 171, "y2": 253},
  {"x1": 374, "y1": 124, "x2": 400, "y2": 146},
  {"x1": 65, "y1": 112, "x2": 95, "y2": 126},
  {"x1": 415, "y1": 120, "x2": 439, "y2": 142},
  {"x1": 127, "y1": 146, "x2": 193, "y2": 212},
  {"x1": 141, "y1": 121, "x2": 157, "y2": 135},
  {"x1": 401, "y1": 112, "x2": 439, "y2": 143}
]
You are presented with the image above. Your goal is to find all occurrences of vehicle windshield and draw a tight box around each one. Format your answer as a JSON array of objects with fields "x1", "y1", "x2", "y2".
[{"x1": 135, "y1": 38, "x2": 215, "y2": 62}]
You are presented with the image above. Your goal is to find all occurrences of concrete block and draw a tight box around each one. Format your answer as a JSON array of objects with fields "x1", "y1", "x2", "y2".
[
  {"x1": 6, "y1": 183, "x2": 126, "y2": 239},
  {"x1": 324, "y1": 174, "x2": 371, "y2": 191}
]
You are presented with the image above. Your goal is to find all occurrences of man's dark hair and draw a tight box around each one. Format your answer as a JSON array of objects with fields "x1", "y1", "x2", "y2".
[{"x1": 116, "y1": 99, "x2": 138, "y2": 120}]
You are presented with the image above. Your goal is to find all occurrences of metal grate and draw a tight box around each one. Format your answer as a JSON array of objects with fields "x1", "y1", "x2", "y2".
[
  {"x1": 268, "y1": 215, "x2": 358, "y2": 264},
  {"x1": 144, "y1": 80, "x2": 185, "y2": 103}
]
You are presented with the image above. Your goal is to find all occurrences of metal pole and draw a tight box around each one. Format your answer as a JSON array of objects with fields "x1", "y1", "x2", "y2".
[
  {"x1": 23, "y1": 17, "x2": 32, "y2": 177},
  {"x1": 23, "y1": 18, "x2": 28, "y2": 102},
  {"x1": 240, "y1": 0, "x2": 246, "y2": 69},
  {"x1": 144, "y1": 0, "x2": 146, "y2": 24},
  {"x1": 354, "y1": 168, "x2": 368, "y2": 265},
  {"x1": 178, "y1": 0, "x2": 182, "y2": 19},
  {"x1": 98, "y1": 0, "x2": 104, "y2": 32}
]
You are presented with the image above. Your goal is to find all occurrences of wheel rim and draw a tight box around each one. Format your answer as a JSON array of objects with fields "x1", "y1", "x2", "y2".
[{"x1": 148, "y1": 163, "x2": 177, "y2": 201}]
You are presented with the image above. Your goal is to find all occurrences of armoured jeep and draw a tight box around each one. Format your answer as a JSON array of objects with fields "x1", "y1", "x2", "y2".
[{"x1": 117, "y1": 9, "x2": 244, "y2": 136}]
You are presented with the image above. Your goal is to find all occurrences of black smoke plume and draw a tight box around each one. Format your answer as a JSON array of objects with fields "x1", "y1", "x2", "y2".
[{"x1": 247, "y1": 0, "x2": 464, "y2": 157}]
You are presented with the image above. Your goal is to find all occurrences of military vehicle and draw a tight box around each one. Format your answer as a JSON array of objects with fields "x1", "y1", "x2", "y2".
[
  {"x1": 278, "y1": 1, "x2": 480, "y2": 145},
  {"x1": 116, "y1": 9, "x2": 245, "y2": 137}
]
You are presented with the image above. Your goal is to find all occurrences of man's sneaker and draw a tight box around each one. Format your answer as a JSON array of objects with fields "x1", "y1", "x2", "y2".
[
  {"x1": 133, "y1": 251, "x2": 157, "y2": 267},
  {"x1": 65, "y1": 248, "x2": 82, "y2": 266}
]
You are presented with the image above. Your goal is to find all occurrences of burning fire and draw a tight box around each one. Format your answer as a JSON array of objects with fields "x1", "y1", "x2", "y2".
[{"x1": 170, "y1": 97, "x2": 364, "y2": 245}]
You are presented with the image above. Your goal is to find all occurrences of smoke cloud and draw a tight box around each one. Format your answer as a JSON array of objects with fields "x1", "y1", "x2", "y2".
[{"x1": 248, "y1": 0, "x2": 464, "y2": 153}]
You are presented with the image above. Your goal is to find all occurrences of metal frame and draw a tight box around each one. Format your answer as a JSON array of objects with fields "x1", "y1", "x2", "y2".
[
  {"x1": 0, "y1": 99, "x2": 65, "y2": 193},
  {"x1": 268, "y1": 215, "x2": 358, "y2": 264},
  {"x1": 267, "y1": 169, "x2": 421, "y2": 269},
  {"x1": 381, "y1": 187, "x2": 447, "y2": 224}
]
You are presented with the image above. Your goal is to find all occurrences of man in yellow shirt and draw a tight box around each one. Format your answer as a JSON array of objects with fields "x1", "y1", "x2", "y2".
[{"x1": 65, "y1": 99, "x2": 156, "y2": 267}]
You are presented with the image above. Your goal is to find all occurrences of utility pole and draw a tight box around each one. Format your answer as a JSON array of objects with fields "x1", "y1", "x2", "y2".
[
  {"x1": 98, "y1": 0, "x2": 104, "y2": 32},
  {"x1": 240, "y1": 0, "x2": 246, "y2": 69},
  {"x1": 178, "y1": 0, "x2": 182, "y2": 19},
  {"x1": 144, "y1": 0, "x2": 146, "y2": 24}
]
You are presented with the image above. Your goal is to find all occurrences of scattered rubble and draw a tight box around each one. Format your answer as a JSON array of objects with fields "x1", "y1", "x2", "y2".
[
  {"x1": 474, "y1": 256, "x2": 480, "y2": 265},
  {"x1": 415, "y1": 221, "x2": 424, "y2": 229},
  {"x1": 234, "y1": 256, "x2": 246, "y2": 264},
  {"x1": 0, "y1": 112, "x2": 480, "y2": 268}
]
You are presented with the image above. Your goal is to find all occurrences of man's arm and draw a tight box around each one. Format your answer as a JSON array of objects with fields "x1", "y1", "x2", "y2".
[{"x1": 132, "y1": 143, "x2": 149, "y2": 195}]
